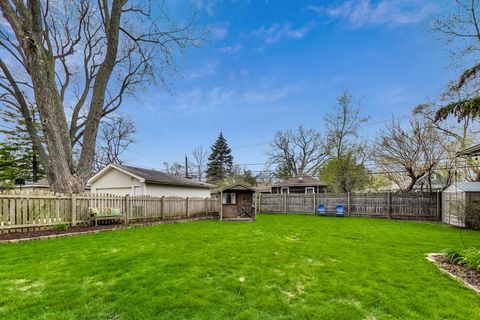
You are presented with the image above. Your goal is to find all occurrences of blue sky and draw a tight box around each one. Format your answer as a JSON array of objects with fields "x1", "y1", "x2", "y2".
[{"x1": 122, "y1": 0, "x2": 455, "y2": 172}]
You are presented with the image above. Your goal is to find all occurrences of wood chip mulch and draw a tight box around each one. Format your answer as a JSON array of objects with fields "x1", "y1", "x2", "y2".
[
  {"x1": 0, "y1": 216, "x2": 217, "y2": 244},
  {"x1": 427, "y1": 253, "x2": 480, "y2": 294}
]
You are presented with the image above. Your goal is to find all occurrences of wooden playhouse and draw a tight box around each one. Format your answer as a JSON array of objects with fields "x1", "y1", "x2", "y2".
[{"x1": 219, "y1": 183, "x2": 257, "y2": 221}]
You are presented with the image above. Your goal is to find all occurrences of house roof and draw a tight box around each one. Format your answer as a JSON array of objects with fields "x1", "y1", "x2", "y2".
[
  {"x1": 218, "y1": 183, "x2": 257, "y2": 193},
  {"x1": 89, "y1": 164, "x2": 215, "y2": 189},
  {"x1": 457, "y1": 144, "x2": 480, "y2": 157},
  {"x1": 446, "y1": 182, "x2": 480, "y2": 192},
  {"x1": 24, "y1": 179, "x2": 50, "y2": 188},
  {"x1": 272, "y1": 174, "x2": 326, "y2": 188},
  {"x1": 254, "y1": 186, "x2": 272, "y2": 193}
]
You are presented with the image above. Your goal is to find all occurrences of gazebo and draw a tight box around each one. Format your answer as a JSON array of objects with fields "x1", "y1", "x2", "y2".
[{"x1": 219, "y1": 183, "x2": 257, "y2": 221}]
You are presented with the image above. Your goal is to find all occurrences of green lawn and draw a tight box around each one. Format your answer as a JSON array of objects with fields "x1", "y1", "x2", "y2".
[{"x1": 1, "y1": 215, "x2": 480, "y2": 320}]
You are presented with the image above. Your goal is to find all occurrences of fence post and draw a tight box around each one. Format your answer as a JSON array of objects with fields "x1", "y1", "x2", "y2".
[
  {"x1": 161, "y1": 196, "x2": 165, "y2": 220},
  {"x1": 125, "y1": 195, "x2": 130, "y2": 224},
  {"x1": 205, "y1": 197, "x2": 209, "y2": 216},
  {"x1": 347, "y1": 192, "x2": 350, "y2": 216},
  {"x1": 387, "y1": 192, "x2": 392, "y2": 219},
  {"x1": 258, "y1": 193, "x2": 262, "y2": 213},
  {"x1": 186, "y1": 197, "x2": 190, "y2": 218},
  {"x1": 71, "y1": 193, "x2": 77, "y2": 227},
  {"x1": 283, "y1": 193, "x2": 287, "y2": 214},
  {"x1": 436, "y1": 192, "x2": 441, "y2": 221},
  {"x1": 313, "y1": 193, "x2": 316, "y2": 215}
]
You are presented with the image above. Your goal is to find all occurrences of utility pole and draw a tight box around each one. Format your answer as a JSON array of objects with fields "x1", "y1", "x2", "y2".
[{"x1": 185, "y1": 155, "x2": 189, "y2": 179}]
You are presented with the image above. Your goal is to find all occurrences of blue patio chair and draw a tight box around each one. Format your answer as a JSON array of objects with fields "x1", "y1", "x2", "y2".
[
  {"x1": 316, "y1": 204, "x2": 327, "y2": 216},
  {"x1": 336, "y1": 204, "x2": 345, "y2": 217}
]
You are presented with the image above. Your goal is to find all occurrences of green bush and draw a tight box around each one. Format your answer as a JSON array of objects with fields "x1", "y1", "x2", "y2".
[
  {"x1": 464, "y1": 202, "x2": 480, "y2": 230},
  {"x1": 443, "y1": 248, "x2": 480, "y2": 271},
  {"x1": 53, "y1": 223, "x2": 68, "y2": 231}
]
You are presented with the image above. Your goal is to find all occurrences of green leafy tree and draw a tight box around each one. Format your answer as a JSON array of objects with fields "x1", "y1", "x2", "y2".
[
  {"x1": 207, "y1": 133, "x2": 234, "y2": 184},
  {"x1": 320, "y1": 153, "x2": 370, "y2": 193}
]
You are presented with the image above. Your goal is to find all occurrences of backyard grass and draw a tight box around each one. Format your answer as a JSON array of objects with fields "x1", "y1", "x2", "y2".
[{"x1": 1, "y1": 214, "x2": 480, "y2": 320}]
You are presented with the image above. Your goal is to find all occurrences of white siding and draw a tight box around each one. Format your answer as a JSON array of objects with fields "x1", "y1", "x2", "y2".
[
  {"x1": 90, "y1": 166, "x2": 211, "y2": 198},
  {"x1": 145, "y1": 183, "x2": 211, "y2": 198},
  {"x1": 90, "y1": 167, "x2": 141, "y2": 195}
]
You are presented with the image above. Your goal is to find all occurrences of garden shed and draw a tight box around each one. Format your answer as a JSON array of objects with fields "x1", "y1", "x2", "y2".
[
  {"x1": 442, "y1": 182, "x2": 480, "y2": 228},
  {"x1": 219, "y1": 183, "x2": 256, "y2": 221}
]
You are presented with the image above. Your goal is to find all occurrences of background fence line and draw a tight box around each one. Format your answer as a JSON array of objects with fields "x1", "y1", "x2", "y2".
[
  {"x1": 257, "y1": 192, "x2": 441, "y2": 220},
  {"x1": 0, "y1": 192, "x2": 220, "y2": 233}
]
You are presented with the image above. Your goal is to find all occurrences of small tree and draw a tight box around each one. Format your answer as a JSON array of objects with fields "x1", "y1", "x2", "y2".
[
  {"x1": 207, "y1": 133, "x2": 234, "y2": 183},
  {"x1": 320, "y1": 153, "x2": 370, "y2": 193},
  {"x1": 191, "y1": 146, "x2": 208, "y2": 181},
  {"x1": 324, "y1": 90, "x2": 369, "y2": 158},
  {"x1": 374, "y1": 118, "x2": 447, "y2": 192}
]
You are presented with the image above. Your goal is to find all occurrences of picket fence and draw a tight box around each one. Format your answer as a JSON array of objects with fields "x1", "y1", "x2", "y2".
[
  {"x1": 257, "y1": 192, "x2": 441, "y2": 220},
  {"x1": 0, "y1": 191, "x2": 220, "y2": 232}
]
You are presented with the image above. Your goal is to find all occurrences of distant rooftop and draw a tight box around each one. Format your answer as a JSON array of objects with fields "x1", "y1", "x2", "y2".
[{"x1": 272, "y1": 174, "x2": 326, "y2": 187}]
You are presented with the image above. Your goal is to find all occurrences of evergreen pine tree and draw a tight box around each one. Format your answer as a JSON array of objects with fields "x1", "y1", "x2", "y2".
[
  {"x1": 206, "y1": 132, "x2": 234, "y2": 183},
  {"x1": 0, "y1": 107, "x2": 44, "y2": 184}
]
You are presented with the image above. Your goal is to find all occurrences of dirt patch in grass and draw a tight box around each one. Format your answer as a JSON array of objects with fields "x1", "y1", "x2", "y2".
[
  {"x1": 0, "y1": 216, "x2": 217, "y2": 243},
  {"x1": 427, "y1": 253, "x2": 480, "y2": 295}
]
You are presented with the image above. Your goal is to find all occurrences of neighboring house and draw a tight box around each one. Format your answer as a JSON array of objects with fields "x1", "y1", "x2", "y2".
[
  {"x1": 254, "y1": 186, "x2": 272, "y2": 194},
  {"x1": 88, "y1": 164, "x2": 214, "y2": 197},
  {"x1": 413, "y1": 171, "x2": 449, "y2": 192},
  {"x1": 271, "y1": 174, "x2": 327, "y2": 194},
  {"x1": 457, "y1": 143, "x2": 480, "y2": 157},
  {"x1": 14, "y1": 178, "x2": 91, "y2": 193}
]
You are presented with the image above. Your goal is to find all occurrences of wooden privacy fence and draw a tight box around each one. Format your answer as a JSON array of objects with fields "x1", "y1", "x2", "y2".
[
  {"x1": 0, "y1": 193, "x2": 220, "y2": 232},
  {"x1": 257, "y1": 192, "x2": 441, "y2": 220}
]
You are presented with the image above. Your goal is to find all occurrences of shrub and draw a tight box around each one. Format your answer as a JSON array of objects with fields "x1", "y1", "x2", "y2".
[
  {"x1": 464, "y1": 202, "x2": 480, "y2": 230},
  {"x1": 443, "y1": 248, "x2": 480, "y2": 271},
  {"x1": 53, "y1": 223, "x2": 68, "y2": 231}
]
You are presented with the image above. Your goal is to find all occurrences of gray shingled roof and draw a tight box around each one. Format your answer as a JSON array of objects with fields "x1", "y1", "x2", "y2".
[
  {"x1": 272, "y1": 174, "x2": 326, "y2": 187},
  {"x1": 115, "y1": 164, "x2": 214, "y2": 189}
]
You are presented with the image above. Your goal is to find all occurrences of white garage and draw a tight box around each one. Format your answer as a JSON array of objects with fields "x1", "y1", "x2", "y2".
[{"x1": 88, "y1": 164, "x2": 214, "y2": 198}]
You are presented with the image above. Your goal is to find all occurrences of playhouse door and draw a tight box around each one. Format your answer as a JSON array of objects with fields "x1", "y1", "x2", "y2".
[{"x1": 238, "y1": 193, "x2": 252, "y2": 206}]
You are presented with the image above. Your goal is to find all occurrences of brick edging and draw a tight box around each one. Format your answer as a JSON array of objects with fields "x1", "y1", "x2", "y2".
[{"x1": 0, "y1": 216, "x2": 218, "y2": 245}]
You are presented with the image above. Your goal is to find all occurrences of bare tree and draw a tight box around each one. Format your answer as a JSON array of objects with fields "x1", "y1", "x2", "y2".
[
  {"x1": 324, "y1": 90, "x2": 369, "y2": 159},
  {"x1": 163, "y1": 161, "x2": 185, "y2": 177},
  {"x1": 267, "y1": 126, "x2": 331, "y2": 178},
  {"x1": 191, "y1": 146, "x2": 207, "y2": 181},
  {"x1": 0, "y1": 1, "x2": 198, "y2": 192},
  {"x1": 414, "y1": 103, "x2": 480, "y2": 182},
  {"x1": 93, "y1": 115, "x2": 136, "y2": 172},
  {"x1": 374, "y1": 118, "x2": 447, "y2": 192}
]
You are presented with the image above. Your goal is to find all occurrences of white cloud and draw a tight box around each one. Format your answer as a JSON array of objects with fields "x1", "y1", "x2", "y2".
[
  {"x1": 241, "y1": 84, "x2": 300, "y2": 104},
  {"x1": 251, "y1": 22, "x2": 314, "y2": 43},
  {"x1": 218, "y1": 43, "x2": 243, "y2": 53},
  {"x1": 188, "y1": 62, "x2": 219, "y2": 79},
  {"x1": 309, "y1": 0, "x2": 436, "y2": 28},
  {"x1": 207, "y1": 22, "x2": 230, "y2": 39},
  {"x1": 148, "y1": 82, "x2": 300, "y2": 115}
]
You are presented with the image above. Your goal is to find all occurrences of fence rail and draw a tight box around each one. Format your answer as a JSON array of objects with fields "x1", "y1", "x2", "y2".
[
  {"x1": 257, "y1": 192, "x2": 441, "y2": 220},
  {"x1": 0, "y1": 192, "x2": 220, "y2": 232}
]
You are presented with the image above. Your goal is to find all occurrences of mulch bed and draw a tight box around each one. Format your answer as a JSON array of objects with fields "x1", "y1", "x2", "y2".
[
  {"x1": 427, "y1": 253, "x2": 480, "y2": 294},
  {"x1": 0, "y1": 216, "x2": 217, "y2": 243}
]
